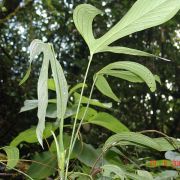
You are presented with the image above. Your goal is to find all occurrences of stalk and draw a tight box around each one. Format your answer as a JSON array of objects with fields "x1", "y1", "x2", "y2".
[
  {"x1": 71, "y1": 76, "x2": 97, "y2": 152},
  {"x1": 65, "y1": 54, "x2": 93, "y2": 180}
]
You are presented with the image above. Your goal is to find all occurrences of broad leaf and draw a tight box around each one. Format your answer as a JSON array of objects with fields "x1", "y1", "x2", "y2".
[
  {"x1": 10, "y1": 123, "x2": 58, "y2": 147},
  {"x1": 88, "y1": 112, "x2": 129, "y2": 133},
  {"x1": 27, "y1": 151, "x2": 57, "y2": 179},
  {"x1": 93, "y1": 0, "x2": 180, "y2": 53},
  {"x1": 0, "y1": 146, "x2": 19, "y2": 169},
  {"x1": 73, "y1": 1, "x2": 180, "y2": 55}
]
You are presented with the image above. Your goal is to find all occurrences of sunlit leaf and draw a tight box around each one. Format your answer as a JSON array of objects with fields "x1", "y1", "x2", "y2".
[
  {"x1": 93, "y1": 0, "x2": 180, "y2": 53},
  {"x1": 0, "y1": 146, "x2": 19, "y2": 169},
  {"x1": 19, "y1": 65, "x2": 31, "y2": 85}
]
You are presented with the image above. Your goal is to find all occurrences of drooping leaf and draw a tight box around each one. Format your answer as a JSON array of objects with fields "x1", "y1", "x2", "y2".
[
  {"x1": 98, "y1": 61, "x2": 156, "y2": 92},
  {"x1": 36, "y1": 46, "x2": 49, "y2": 147},
  {"x1": 95, "y1": 75, "x2": 119, "y2": 102},
  {"x1": 73, "y1": 4, "x2": 102, "y2": 54},
  {"x1": 23, "y1": 40, "x2": 68, "y2": 147},
  {"x1": 103, "y1": 132, "x2": 161, "y2": 151},
  {"x1": 27, "y1": 151, "x2": 57, "y2": 179},
  {"x1": 103, "y1": 132, "x2": 180, "y2": 152},
  {"x1": 74, "y1": 92, "x2": 112, "y2": 108},
  {"x1": 0, "y1": 146, "x2": 19, "y2": 169},
  {"x1": 88, "y1": 112, "x2": 129, "y2": 133},
  {"x1": 153, "y1": 137, "x2": 180, "y2": 151},
  {"x1": 93, "y1": 0, "x2": 180, "y2": 53},
  {"x1": 10, "y1": 123, "x2": 58, "y2": 147},
  {"x1": 49, "y1": 44, "x2": 68, "y2": 119}
]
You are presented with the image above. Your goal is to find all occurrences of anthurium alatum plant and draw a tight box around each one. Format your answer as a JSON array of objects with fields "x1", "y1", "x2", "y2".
[{"x1": 1, "y1": 0, "x2": 180, "y2": 179}]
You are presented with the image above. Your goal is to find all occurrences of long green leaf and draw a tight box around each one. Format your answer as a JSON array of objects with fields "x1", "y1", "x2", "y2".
[
  {"x1": 103, "y1": 132, "x2": 161, "y2": 151},
  {"x1": 103, "y1": 132, "x2": 180, "y2": 152},
  {"x1": 36, "y1": 47, "x2": 49, "y2": 147},
  {"x1": 0, "y1": 146, "x2": 19, "y2": 169},
  {"x1": 99, "y1": 61, "x2": 156, "y2": 92},
  {"x1": 49, "y1": 44, "x2": 68, "y2": 119},
  {"x1": 99, "y1": 46, "x2": 154, "y2": 57},
  {"x1": 88, "y1": 112, "x2": 129, "y2": 133},
  {"x1": 94, "y1": 0, "x2": 180, "y2": 52}
]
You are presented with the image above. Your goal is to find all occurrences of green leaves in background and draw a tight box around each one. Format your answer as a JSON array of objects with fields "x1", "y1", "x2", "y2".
[
  {"x1": 20, "y1": 39, "x2": 68, "y2": 147},
  {"x1": 10, "y1": 123, "x2": 58, "y2": 147},
  {"x1": 73, "y1": 0, "x2": 180, "y2": 55},
  {"x1": 77, "y1": 107, "x2": 129, "y2": 133},
  {"x1": 95, "y1": 61, "x2": 156, "y2": 101},
  {"x1": 0, "y1": 146, "x2": 19, "y2": 169},
  {"x1": 27, "y1": 151, "x2": 57, "y2": 179}
]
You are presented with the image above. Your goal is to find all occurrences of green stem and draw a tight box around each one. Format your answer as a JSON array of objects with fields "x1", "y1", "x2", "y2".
[
  {"x1": 59, "y1": 117, "x2": 65, "y2": 179},
  {"x1": 71, "y1": 76, "x2": 97, "y2": 152},
  {"x1": 65, "y1": 54, "x2": 93, "y2": 180}
]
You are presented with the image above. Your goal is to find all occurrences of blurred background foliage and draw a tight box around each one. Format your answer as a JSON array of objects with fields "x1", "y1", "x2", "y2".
[{"x1": 0, "y1": 0, "x2": 180, "y2": 147}]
